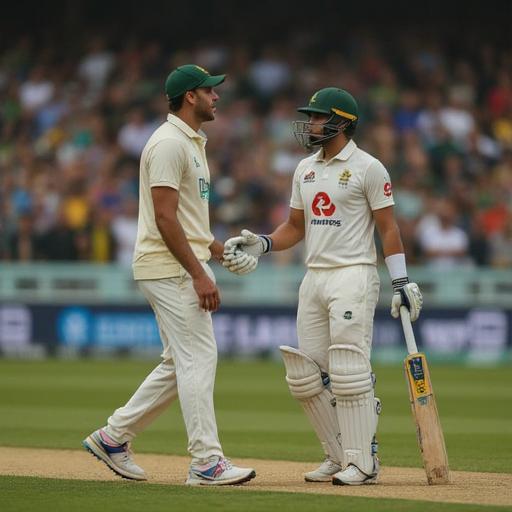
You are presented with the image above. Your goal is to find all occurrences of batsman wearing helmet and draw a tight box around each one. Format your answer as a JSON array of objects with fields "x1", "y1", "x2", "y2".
[{"x1": 223, "y1": 87, "x2": 423, "y2": 485}]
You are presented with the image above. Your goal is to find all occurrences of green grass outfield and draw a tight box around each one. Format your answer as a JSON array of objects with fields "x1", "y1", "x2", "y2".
[
  {"x1": 1, "y1": 359, "x2": 511, "y2": 511},
  {"x1": 1, "y1": 476, "x2": 507, "y2": 512}
]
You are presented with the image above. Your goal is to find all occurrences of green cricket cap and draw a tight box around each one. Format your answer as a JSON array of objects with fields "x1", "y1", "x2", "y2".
[
  {"x1": 297, "y1": 87, "x2": 358, "y2": 121},
  {"x1": 165, "y1": 64, "x2": 226, "y2": 99}
]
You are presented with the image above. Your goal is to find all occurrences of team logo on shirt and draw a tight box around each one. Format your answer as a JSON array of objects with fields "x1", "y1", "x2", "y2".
[
  {"x1": 311, "y1": 192, "x2": 342, "y2": 227},
  {"x1": 303, "y1": 170, "x2": 316, "y2": 183},
  {"x1": 384, "y1": 182, "x2": 392, "y2": 197},
  {"x1": 193, "y1": 156, "x2": 201, "y2": 168},
  {"x1": 312, "y1": 192, "x2": 336, "y2": 216},
  {"x1": 198, "y1": 178, "x2": 210, "y2": 200},
  {"x1": 338, "y1": 169, "x2": 351, "y2": 189}
]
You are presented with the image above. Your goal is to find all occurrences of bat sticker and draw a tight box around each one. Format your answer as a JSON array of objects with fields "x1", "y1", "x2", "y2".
[{"x1": 407, "y1": 355, "x2": 432, "y2": 400}]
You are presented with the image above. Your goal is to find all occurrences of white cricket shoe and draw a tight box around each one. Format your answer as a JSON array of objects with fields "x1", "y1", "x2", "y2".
[
  {"x1": 304, "y1": 458, "x2": 343, "y2": 482},
  {"x1": 186, "y1": 456, "x2": 256, "y2": 486},
  {"x1": 82, "y1": 428, "x2": 147, "y2": 481},
  {"x1": 332, "y1": 463, "x2": 379, "y2": 486}
]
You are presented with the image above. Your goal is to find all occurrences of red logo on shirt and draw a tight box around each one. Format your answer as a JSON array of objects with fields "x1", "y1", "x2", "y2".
[
  {"x1": 312, "y1": 192, "x2": 336, "y2": 216},
  {"x1": 384, "y1": 182, "x2": 392, "y2": 197}
]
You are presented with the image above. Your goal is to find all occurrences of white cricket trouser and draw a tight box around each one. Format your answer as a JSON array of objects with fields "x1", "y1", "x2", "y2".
[
  {"x1": 297, "y1": 264, "x2": 380, "y2": 369},
  {"x1": 105, "y1": 262, "x2": 223, "y2": 463}
]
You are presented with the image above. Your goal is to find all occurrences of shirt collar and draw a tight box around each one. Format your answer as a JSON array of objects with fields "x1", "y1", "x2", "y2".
[
  {"x1": 314, "y1": 139, "x2": 357, "y2": 162},
  {"x1": 167, "y1": 114, "x2": 207, "y2": 142}
]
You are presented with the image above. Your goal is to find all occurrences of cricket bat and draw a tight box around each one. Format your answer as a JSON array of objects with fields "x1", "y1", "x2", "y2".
[{"x1": 400, "y1": 306, "x2": 450, "y2": 485}]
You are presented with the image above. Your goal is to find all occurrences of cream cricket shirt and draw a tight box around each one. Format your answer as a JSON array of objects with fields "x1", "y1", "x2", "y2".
[
  {"x1": 290, "y1": 139, "x2": 394, "y2": 268},
  {"x1": 133, "y1": 114, "x2": 214, "y2": 280}
]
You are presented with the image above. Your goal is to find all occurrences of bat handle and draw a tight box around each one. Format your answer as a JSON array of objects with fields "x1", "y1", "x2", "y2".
[{"x1": 400, "y1": 306, "x2": 419, "y2": 355}]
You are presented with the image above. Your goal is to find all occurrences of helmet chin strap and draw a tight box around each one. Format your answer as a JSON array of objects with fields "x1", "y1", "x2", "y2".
[
  {"x1": 310, "y1": 116, "x2": 350, "y2": 146},
  {"x1": 309, "y1": 128, "x2": 340, "y2": 146}
]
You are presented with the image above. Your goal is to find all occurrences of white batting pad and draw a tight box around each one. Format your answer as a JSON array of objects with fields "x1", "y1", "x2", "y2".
[
  {"x1": 328, "y1": 344, "x2": 380, "y2": 475},
  {"x1": 280, "y1": 345, "x2": 344, "y2": 464}
]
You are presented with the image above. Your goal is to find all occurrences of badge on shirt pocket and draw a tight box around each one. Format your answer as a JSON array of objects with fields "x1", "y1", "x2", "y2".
[{"x1": 338, "y1": 169, "x2": 352, "y2": 189}]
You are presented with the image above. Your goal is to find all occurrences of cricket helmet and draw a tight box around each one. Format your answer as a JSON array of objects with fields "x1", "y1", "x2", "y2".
[{"x1": 293, "y1": 87, "x2": 358, "y2": 150}]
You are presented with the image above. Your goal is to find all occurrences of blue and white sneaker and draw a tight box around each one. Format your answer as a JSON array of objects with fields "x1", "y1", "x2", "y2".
[
  {"x1": 186, "y1": 456, "x2": 256, "y2": 486},
  {"x1": 82, "y1": 429, "x2": 147, "y2": 481}
]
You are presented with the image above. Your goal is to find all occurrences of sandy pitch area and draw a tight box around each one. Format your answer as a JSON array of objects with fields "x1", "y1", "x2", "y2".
[{"x1": 1, "y1": 447, "x2": 511, "y2": 507}]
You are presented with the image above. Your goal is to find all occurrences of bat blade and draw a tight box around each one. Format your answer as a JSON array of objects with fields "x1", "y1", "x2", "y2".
[{"x1": 405, "y1": 353, "x2": 450, "y2": 485}]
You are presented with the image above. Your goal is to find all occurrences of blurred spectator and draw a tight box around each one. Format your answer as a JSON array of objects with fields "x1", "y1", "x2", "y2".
[
  {"x1": 249, "y1": 46, "x2": 291, "y2": 101},
  {"x1": 487, "y1": 69, "x2": 512, "y2": 119},
  {"x1": 439, "y1": 90, "x2": 476, "y2": 150},
  {"x1": 393, "y1": 90, "x2": 421, "y2": 134},
  {"x1": 468, "y1": 215, "x2": 491, "y2": 267},
  {"x1": 88, "y1": 208, "x2": 117, "y2": 263},
  {"x1": 6, "y1": 213, "x2": 39, "y2": 261},
  {"x1": 117, "y1": 107, "x2": 156, "y2": 158},
  {"x1": 416, "y1": 198, "x2": 472, "y2": 269},
  {"x1": 111, "y1": 197, "x2": 138, "y2": 266},
  {"x1": 37, "y1": 208, "x2": 80, "y2": 261},
  {"x1": 18, "y1": 66, "x2": 54, "y2": 112},
  {"x1": 393, "y1": 170, "x2": 425, "y2": 263},
  {"x1": 417, "y1": 91, "x2": 444, "y2": 148},
  {"x1": 489, "y1": 211, "x2": 512, "y2": 268},
  {"x1": 78, "y1": 37, "x2": 115, "y2": 101},
  {"x1": 479, "y1": 190, "x2": 510, "y2": 237},
  {"x1": 61, "y1": 182, "x2": 90, "y2": 231}
]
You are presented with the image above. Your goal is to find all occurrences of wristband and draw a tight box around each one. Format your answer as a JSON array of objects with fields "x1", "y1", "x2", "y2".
[
  {"x1": 260, "y1": 235, "x2": 273, "y2": 253},
  {"x1": 391, "y1": 276, "x2": 409, "y2": 292},
  {"x1": 385, "y1": 253, "x2": 407, "y2": 281}
]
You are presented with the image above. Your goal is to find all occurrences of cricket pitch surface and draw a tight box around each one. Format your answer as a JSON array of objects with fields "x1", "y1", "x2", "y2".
[{"x1": 1, "y1": 447, "x2": 511, "y2": 507}]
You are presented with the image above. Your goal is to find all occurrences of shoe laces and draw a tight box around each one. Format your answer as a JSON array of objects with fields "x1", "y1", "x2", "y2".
[
  {"x1": 345, "y1": 465, "x2": 359, "y2": 476},
  {"x1": 115, "y1": 442, "x2": 133, "y2": 463},
  {"x1": 323, "y1": 457, "x2": 341, "y2": 470},
  {"x1": 217, "y1": 457, "x2": 233, "y2": 471}
]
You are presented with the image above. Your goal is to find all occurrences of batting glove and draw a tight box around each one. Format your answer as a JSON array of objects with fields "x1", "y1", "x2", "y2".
[
  {"x1": 390, "y1": 278, "x2": 423, "y2": 322},
  {"x1": 223, "y1": 229, "x2": 272, "y2": 258},
  {"x1": 222, "y1": 249, "x2": 258, "y2": 275}
]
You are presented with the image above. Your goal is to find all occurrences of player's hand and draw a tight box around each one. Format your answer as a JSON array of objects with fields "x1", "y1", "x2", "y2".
[
  {"x1": 192, "y1": 273, "x2": 220, "y2": 312},
  {"x1": 223, "y1": 229, "x2": 271, "y2": 258},
  {"x1": 222, "y1": 248, "x2": 258, "y2": 275},
  {"x1": 391, "y1": 280, "x2": 423, "y2": 322}
]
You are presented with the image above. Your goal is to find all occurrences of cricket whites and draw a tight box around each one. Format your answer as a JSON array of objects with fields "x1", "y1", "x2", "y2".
[{"x1": 400, "y1": 306, "x2": 450, "y2": 485}]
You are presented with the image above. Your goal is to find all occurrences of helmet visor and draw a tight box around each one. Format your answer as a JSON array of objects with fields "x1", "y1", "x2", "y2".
[{"x1": 292, "y1": 120, "x2": 314, "y2": 150}]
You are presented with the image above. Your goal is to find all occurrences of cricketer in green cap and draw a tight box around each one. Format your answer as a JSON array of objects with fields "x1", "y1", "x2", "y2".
[
  {"x1": 293, "y1": 87, "x2": 359, "y2": 151},
  {"x1": 165, "y1": 64, "x2": 226, "y2": 99}
]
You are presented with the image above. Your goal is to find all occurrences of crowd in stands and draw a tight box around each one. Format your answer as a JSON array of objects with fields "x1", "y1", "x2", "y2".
[{"x1": 1, "y1": 30, "x2": 512, "y2": 270}]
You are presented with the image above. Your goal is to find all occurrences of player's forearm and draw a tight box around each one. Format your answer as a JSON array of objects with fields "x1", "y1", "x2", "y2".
[
  {"x1": 380, "y1": 224, "x2": 404, "y2": 259},
  {"x1": 380, "y1": 223, "x2": 408, "y2": 283},
  {"x1": 155, "y1": 215, "x2": 206, "y2": 279},
  {"x1": 269, "y1": 221, "x2": 305, "y2": 251}
]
